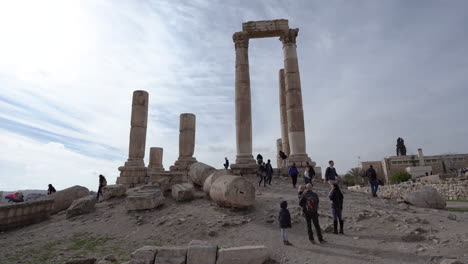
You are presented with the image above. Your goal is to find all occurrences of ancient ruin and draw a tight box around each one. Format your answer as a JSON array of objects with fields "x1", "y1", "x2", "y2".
[
  {"x1": 170, "y1": 113, "x2": 198, "y2": 173},
  {"x1": 230, "y1": 19, "x2": 313, "y2": 176}
]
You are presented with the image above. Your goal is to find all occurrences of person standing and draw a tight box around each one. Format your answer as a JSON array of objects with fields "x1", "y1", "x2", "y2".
[
  {"x1": 224, "y1": 157, "x2": 229, "y2": 169},
  {"x1": 265, "y1": 159, "x2": 274, "y2": 185},
  {"x1": 258, "y1": 162, "x2": 267, "y2": 187},
  {"x1": 47, "y1": 184, "x2": 56, "y2": 195},
  {"x1": 278, "y1": 201, "x2": 293, "y2": 246},
  {"x1": 288, "y1": 163, "x2": 299, "y2": 188},
  {"x1": 299, "y1": 183, "x2": 325, "y2": 244},
  {"x1": 325, "y1": 160, "x2": 339, "y2": 186},
  {"x1": 256, "y1": 154, "x2": 263, "y2": 165},
  {"x1": 97, "y1": 174, "x2": 107, "y2": 200},
  {"x1": 329, "y1": 184, "x2": 344, "y2": 234},
  {"x1": 279, "y1": 150, "x2": 288, "y2": 168},
  {"x1": 367, "y1": 165, "x2": 379, "y2": 197},
  {"x1": 304, "y1": 161, "x2": 316, "y2": 184}
]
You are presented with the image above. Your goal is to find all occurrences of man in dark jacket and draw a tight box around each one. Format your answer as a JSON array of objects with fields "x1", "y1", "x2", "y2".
[
  {"x1": 265, "y1": 159, "x2": 273, "y2": 185},
  {"x1": 278, "y1": 201, "x2": 292, "y2": 245},
  {"x1": 366, "y1": 165, "x2": 378, "y2": 197},
  {"x1": 325, "y1": 160, "x2": 339, "y2": 186},
  {"x1": 258, "y1": 162, "x2": 267, "y2": 187},
  {"x1": 299, "y1": 183, "x2": 325, "y2": 243},
  {"x1": 288, "y1": 163, "x2": 299, "y2": 188},
  {"x1": 329, "y1": 184, "x2": 344, "y2": 234}
]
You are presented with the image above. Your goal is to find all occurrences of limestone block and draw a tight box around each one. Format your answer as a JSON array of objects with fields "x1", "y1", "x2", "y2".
[
  {"x1": 209, "y1": 175, "x2": 255, "y2": 208},
  {"x1": 187, "y1": 240, "x2": 217, "y2": 264},
  {"x1": 242, "y1": 19, "x2": 289, "y2": 38},
  {"x1": 203, "y1": 170, "x2": 233, "y2": 194},
  {"x1": 39, "y1": 185, "x2": 89, "y2": 214},
  {"x1": 101, "y1": 184, "x2": 127, "y2": 201},
  {"x1": 179, "y1": 113, "x2": 196, "y2": 158},
  {"x1": 66, "y1": 195, "x2": 96, "y2": 219},
  {"x1": 154, "y1": 246, "x2": 187, "y2": 264},
  {"x1": 171, "y1": 183, "x2": 194, "y2": 202},
  {"x1": 216, "y1": 245, "x2": 269, "y2": 264},
  {"x1": 130, "y1": 246, "x2": 159, "y2": 264},
  {"x1": 188, "y1": 162, "x2": 216, "y2": 187},
  {"x1": 149, "y1": 147, "x2": 164, "y2": 171},
  {"x1": 403, "y1": 187, "x2": 446, "y2": 209},
  {"x1": 64, "y1": 257, "x2": 97, "y2": 264},
  {"x1": 126, "y1": 189, "x2": 165, "y2": 211}
]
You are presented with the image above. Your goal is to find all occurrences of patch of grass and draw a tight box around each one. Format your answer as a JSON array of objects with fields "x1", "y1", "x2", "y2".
[
  {"x1": 68, "y1": 232, "x2": 115, "y2": 252},
  {"x1": 449, "y1": 200, "x2": 468, "y2": 203},
  {"x1": 4, "y1": 240, "x2": 64, "y2": 264},
  {"x1": 447, "y1": 207, "x2": 468, "y2": 212}
]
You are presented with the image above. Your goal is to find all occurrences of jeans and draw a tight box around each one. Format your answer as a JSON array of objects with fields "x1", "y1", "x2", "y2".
[
  {"x1": 305, "y1": 213, "x2": 323, "y2": 241},
  {"x1": 369, "y1": 179, "x2": 379, "y2": 196},
  {"x1": 291, "y1": 174, "x2": 298, "y2": 187},
  {"x1": 332, "y1": 208, "x2": 343, "y2": 221},
  {"x1": 304, "y1": 177, "x2": 311, "y2": 185},
  {"x1": 281, "y1": 228, "x2": 288, "y2": 241},
  {"x1": 259, "y1": 174, "x2": 266, "y2": 187},
  {"x1": 97, "y1": 186, "x2": 103, "y2": 199},
  {"x1": 266, "y1": 174, "x2": 272, "y2": 185}
]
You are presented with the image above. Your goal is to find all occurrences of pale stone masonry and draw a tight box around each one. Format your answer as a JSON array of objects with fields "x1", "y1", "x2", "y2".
[
  {"x1": 278, "y1": 69, "x2": 290, "y2": 157},
  {"x1": 148, "y1": 147, "x2": 164, "y2": 172},
  {"x1": 117, "y1": 90, "x2": 149, "y2": 186},
  {"x1": 171, "y1": 113, "x2": 198, "y2": 173}
]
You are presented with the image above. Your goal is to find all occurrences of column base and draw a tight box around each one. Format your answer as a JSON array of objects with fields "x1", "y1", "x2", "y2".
[
  {"x1": 230, "y1": 163, "x2": 259, "y2": 177},
  {"x1": 117, "y1": 165, "x2": 148, "y2": 187},
  {"x1": 170, "y1": 157, "x2": 197, "y2": 174},
  {"x1": 287, "y1": 154, "x2": 315, "y2": 168}
]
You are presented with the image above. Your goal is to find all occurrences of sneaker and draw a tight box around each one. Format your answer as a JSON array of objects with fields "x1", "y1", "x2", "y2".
[
  {"x1": 309, "y1": 239, "x2": 316, "y2": 244},
  {"x1": 319, "y1": 239, "x2": 326, "y2": 244},
  {"x1": 285, "y1": 241, "x2": 293, "y2": 246}
]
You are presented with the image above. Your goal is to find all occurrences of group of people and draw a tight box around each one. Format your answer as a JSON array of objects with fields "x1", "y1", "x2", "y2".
[
  {"x1": 278, "y1": 182, "x2": 344, "y2": 245},
  {"x1": 287, "y1": 161, "x2": 316, "y2": 188},
  {"x1": 257, "y1": 154, "x2": 274, "y2": 187}
]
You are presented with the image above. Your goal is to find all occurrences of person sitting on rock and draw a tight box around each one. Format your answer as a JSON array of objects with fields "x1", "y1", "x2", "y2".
[
  {"x1": 5, "y1": 192, "x2": 24, "y2": 203},
  {"x1": 278, "y1": 200, "x2": 293, "y2": 246},
  {"x1": 299, "y1": 183, "x2": 325, "y2": 244},
  {"x1": 329, "y1": 183, "x2": 344, "y2": 234},
  {"x1": 47, "y1": 184, "x2": 56, "y2": 195},
  {"x1": 97, "y1": 174, "x2": 107, "y2": 200}
]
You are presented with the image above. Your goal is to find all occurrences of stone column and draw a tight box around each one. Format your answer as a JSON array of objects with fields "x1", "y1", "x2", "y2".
[
  {"x1": 279, "y1": 69, "x2": 290, "y2": 156},
  {"x1": 233, "y1": 32, "x2": 255, "y2": 166},
  {"x1": 276, "y1": 138, "x2": 283, "y2": 168},
  {"x1": 117, "y1": 90, "x2": 149, "y2": 186},
  {"x1": 280, "y1": 29, "x2": 312, "y2": 167},
  {"x1": 171, "y1": 113, "x2": 197, "y2": 172},
  {"x1": 417, "y1": 148, "x2": 425, "y2": 166},
  {"x1": 148, "y1": 147, "x2": 164, "y2": 172}
]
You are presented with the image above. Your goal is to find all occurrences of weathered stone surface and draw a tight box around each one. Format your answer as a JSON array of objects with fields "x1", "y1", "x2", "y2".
[
  {"x1": 187, "y1": 240, "x2": 217, "y2": 264},
  {"x1": 440, "y1": 259, "x2": 464, "y2": 264},
  {"x1": 154, "y1": 246, "x2": 187, "y2": 264},
  {"x1": 403, "y1": 187, "x2": 446, "y2": 209},
  {"x1": 278, "y1": 69, "x2": 290, "y2": 157},
  {"x1": 189, "y1": 162, "x2": 216, "y2": 187},
  {"x1": 64, "y1": 257, "x2": 97, "y2": 264},
  {"x1": 203, "y1": 170, "x2": 233, "y2": 194},
  {"x1": 149, "y1": 147, "x2": 164, "y2": 172},
  {"x1": 242, "y1": 19, "x2": 289, "y2": 38},
  {"x1": 217, "y1": 245, "x2": 269, "y2": 264},
  {"x1": 209, "y1": 175, "x2": 255, "y2": 208},
  {"x1": 66, "y1": 195, "x2": 96, "y2": 219},
  {"x1": 39, "y1": 185, "x2": 89, "y2": 214},
  {"x1": 172, "y1": 183, "x2": 194, "y2": 202},
  {"x1": 101, "y1": 184, "x2": 127, "y2": 201},
  {"x1": 25, "y1": 193, "x2": 46, "y2": 202},
  {"x1": 130, "y1": 246, "x2": 159, "y2": 264},
  {"x1": 126, "y1": 188, "x2": 165, "y2": 211},
  {"x1": 0, "y1": 198, "x2": 54, "y2": 231}
]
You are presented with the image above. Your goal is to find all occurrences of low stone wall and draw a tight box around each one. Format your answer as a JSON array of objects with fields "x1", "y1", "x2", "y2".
[
  {"x1": 349, "y1": 179, "x2": 468, "y2": 200},
  {"x1": 0, "y1": 198, "x2": 54, "y2": 231}
]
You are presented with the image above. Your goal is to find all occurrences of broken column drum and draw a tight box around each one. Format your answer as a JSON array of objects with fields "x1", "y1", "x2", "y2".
[
  {"x1": 171, "y1": 113, "x2": 197, "y2": 172},
  {"x1": 209, "y1": 174, "x2": 255, "y2": 208},
  {"x1": 149, "y1": 147, "x2": 164, "y2": 172}
]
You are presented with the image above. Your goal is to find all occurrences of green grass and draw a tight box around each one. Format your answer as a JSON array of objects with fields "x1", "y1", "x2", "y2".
[
  {"x1": 68, "y1": 232, "x2": 115, "y2": 252},
  {"x1": 447, "y1": 207, "x2": 468, "y2": 212},
  {"x1": 449, "y1": 200, "x2": 468, "y2": 203}
]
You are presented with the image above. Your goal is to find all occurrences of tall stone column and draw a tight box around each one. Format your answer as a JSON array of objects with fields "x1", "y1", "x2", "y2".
[
  {"x1": 280, "y1": 29, "x2": 312, "y2": 167},
  {"x1": 148, "y1": 147, "x2": 164, "y2": 172},
  {"x1": 117, "y1": 90, "x2": 149, "y2": 186},
  {"x1": 279, "y1": 69, "x2": 290, "y2": 156},
  {"x1": 233, "y1": 31, "x2": 255, "y2": 166},
  {"x1": 171, "y1": 113, "x2": 197, "y2": 172},
  {"x1": 276, "y1": 138, "x2": 283, "y2": 168}
]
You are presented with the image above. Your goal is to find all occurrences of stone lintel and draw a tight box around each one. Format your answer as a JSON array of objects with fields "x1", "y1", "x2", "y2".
[{"x1": 242, "y1": 19, "x2": 289, "y2": 38}]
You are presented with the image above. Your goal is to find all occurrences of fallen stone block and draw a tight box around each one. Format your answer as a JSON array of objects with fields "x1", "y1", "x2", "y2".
[
  {"x1": 209, "y1": 175, "x2": 255, "y2": 208},
  {"x1": 66, "y1": 195, "x2": 96, "y2": 219},
  {"x1": 126, "y1": 189, "x2": 165, "y2": 211},
  {"x1": 130, "y1": 246, "x2": 159, "y2": 264},
  {"x1": 101, "y1": 184, "x2": 127, "y2": 201},
  {"x1": 216, "y1": 245, "x2": 269, "y2": 264},
  {"x1": 187, "y1": 240, "x2": 217, "y2": 264},
  {"x1": 203, "y1": 170, "x2": 233, "y2": 194},
  {"x1": 172, "y1": 183, "x2": 195, "y2": 202},
  {"x1": 189, "y1": 162, "x2": 216, "y2": 187},
  {"x1": 154, "y1": 246, "x2": 187, "y2": 264},
  {"x1": 39, "y1": 185, "x2": 90, "y2": 214},
  {"x1": 403, "y1": 187, "x2": 446, "y2": 209}
]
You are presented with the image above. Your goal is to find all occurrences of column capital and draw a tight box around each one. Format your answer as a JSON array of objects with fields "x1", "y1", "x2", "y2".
[
  {"x1": 280, "y1": 28, "x2": 299, "y2": 45},
  {"x1": 233, "y1": 31, "x2": 249, "y2": 49}
]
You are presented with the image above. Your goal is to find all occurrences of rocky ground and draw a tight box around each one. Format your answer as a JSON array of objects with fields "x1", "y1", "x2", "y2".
[{"x1": 0, "y1": 176, "x2": 467, "y2": 264}]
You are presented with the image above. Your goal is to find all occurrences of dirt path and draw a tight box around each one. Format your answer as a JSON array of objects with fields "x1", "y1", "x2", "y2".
[{"x1": 0, "y1": 176, "x2": 467, "y2": 264}]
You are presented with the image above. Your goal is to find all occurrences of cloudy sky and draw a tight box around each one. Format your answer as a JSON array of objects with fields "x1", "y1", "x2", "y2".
[{"x1": 1, "y1": 0, "x2": 467, "y2": 191}]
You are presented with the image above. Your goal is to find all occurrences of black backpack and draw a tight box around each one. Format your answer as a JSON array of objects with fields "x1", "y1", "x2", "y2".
[{"x1": 304, "y1": 193, "x2": 318, "y2": 215}]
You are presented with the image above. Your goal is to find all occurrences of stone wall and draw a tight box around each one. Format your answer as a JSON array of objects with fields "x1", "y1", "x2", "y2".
[
  {"x1": 0, "y1": 198, "x2": 54, "y2": 231},
  {"x1": 349, "y1": 178, "x2": 468, "y2": 201}
]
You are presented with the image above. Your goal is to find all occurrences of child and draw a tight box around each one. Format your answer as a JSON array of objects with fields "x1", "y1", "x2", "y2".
[
  {"x1": 278, "y1": 201, "x2": 292, "y2": 245},
  {"x1": 329, "y1": 184, "x2": 344, "y2": 234},
  {"x1": 297, "y1": 185, "x2": 305, "y2": 200}
]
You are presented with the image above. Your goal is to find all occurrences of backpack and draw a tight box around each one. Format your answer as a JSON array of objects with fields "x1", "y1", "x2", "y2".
[{"x1": 304, "y1": 193, "x2": 318, "y2": 215}]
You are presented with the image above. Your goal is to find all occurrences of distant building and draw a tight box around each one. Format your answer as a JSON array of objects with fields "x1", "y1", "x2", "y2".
[{"x1": 361, "y1": 149, "x2": 468, "y2": 183}]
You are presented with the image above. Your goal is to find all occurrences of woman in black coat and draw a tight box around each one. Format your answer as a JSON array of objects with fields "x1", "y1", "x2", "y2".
[
  {"x1": 278, "y1": 201, "x2": 293, "y2": 245},
  {"x1": 329, "y1": 184, "x2": 344, "y2": 234}
]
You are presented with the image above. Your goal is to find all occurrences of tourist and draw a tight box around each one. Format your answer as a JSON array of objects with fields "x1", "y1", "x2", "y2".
[
  {"x1": 256, "y1": 153, "x2": 263, "y2": 165},
  {"x1": 5, "y1": 192, "x2": 24, "y2": 203},
  {"x1": 299, "y1": 183, "x2": 325, "y2": 243},
  {"x1": 224, "y1": 157, "x2": 229, "y2": 169},
  {"x1": 258, "y1": 162, "x2": 267, "y2": 187},
  {"x1": 97, "y1": 174, "x2": 107, "y2": 200},
  {"x1": 304, "y1": 161, "x2": 316, "y2": 184},
  {"x1": 278, "y1": 201, "x2": 293, "y2": 246},
  {"x1": 288, "y1": 163, "x2": 299, "y2": 188},
  {"x1": 366, "y1": 165, "x2": 378, "y2": 197},
  {"x1": 297, "y1": 185, "x2": 305, "y2": 200},
  {"x1": 279, "y1": 150, "x2": 288, "y2": 168},
  {"x1": 324, "y1": 160, "x2": 339, "y2": 186},
  {"x1": 47, "y1": 184, "x2": 56, "y2": 195},
  {"x1": 265, "y1": 159, "x2": 274, "y2": 185},
  {"x1": 329, "y1": 184, "x2": 344, "y2": 234}
]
